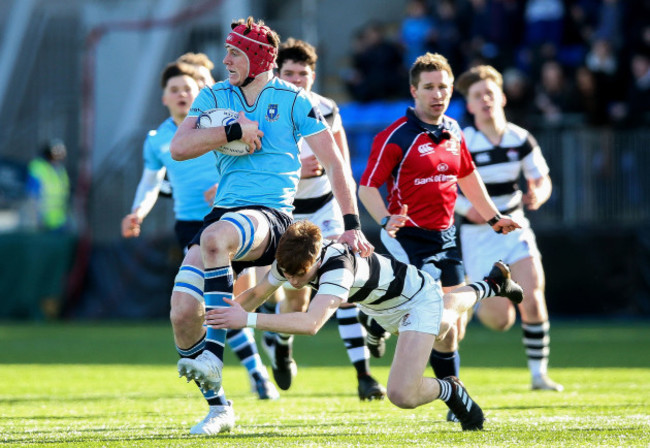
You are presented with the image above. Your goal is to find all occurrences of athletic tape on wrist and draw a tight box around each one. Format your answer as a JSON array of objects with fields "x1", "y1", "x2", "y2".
[{"x1": 247, "y1": 312, "x2": 258, "y2": 328}]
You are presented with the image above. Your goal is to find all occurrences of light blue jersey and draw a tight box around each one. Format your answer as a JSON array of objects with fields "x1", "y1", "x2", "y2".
[
  {"x1": 188, "y1": 77, "x2": 328, "y2": 215},
  {"x1": 144, "y1": 117, "x2": 217, "y2": 221}
]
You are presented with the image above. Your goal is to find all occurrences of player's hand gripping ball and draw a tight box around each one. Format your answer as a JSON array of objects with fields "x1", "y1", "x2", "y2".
[{"x1": 196, "y1": 108, "x2": 250, "y2": 156}]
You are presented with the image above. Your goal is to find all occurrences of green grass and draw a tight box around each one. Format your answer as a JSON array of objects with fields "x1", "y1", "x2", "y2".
[{"x1": 1, "y1": 320, "x2": 649, "y2": 447}]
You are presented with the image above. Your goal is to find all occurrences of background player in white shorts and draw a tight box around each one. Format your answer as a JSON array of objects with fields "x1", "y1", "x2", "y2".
[
  {"x1": 455, "y1": 65, "x2": 562, "y2": 392},
  {"x1": 205, "y1": 220, "x2": 527, "y2": 432},
  {"x1": 261, "y1": 37, "x2": 385, "y2": 400}
]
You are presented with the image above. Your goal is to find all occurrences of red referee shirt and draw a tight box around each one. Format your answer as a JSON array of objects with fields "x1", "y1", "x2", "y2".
[{"x1": 360, "y1": 108, "x2": 475, "y2": 231}]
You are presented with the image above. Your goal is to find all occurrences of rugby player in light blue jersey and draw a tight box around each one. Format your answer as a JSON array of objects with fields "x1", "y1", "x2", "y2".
[
  {"x1": 169, "y1": 17, "x2": 373, "y2": 436},
  {"x1": 175, "y1": 52, "x2": 280, "y2": 401},
  {"x1": 121, "y1": 61, "x2": 278, "y2": 412}
]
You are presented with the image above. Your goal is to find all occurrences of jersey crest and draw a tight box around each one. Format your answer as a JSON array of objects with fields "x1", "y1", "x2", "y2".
[
  {"x1": 265, "y1": 103, "x2": 279, "y2": 122},
  {"x1": 443, "y1": 138, "x2": 460, "y2": 155}
]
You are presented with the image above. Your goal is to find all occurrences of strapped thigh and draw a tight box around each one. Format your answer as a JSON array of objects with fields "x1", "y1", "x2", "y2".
[{"x1": 220, "y1": 209, "x2": 269, "y2": 261}]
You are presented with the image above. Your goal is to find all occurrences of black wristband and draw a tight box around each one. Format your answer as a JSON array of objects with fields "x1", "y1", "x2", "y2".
[
  {"x1": 224, "y1": 123, "x2": 242, "y2": 142},
  {"x1": 343, "y1": 214, "x2": 361, "y2": 231},
  {"x1": 487, "y1": 213, "x2": 503, "y2": 226}
]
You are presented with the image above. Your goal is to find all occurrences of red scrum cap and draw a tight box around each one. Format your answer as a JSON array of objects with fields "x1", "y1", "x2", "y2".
[{"x1": 226, "y1": 21, "x2": 278, "y2": 82}]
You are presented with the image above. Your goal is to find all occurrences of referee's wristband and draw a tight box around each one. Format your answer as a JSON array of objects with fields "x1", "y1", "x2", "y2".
[
  {"x1": 343, "y1": 214, "x2": 361, "y2": 231},
  {"x1": 487, "y1": 213, "x2": 503, "y2": 226},
  {"x1": 246, "y1": 312, "x2": 258, "y2": 328},
  {"x1": 224, "y1": 123, "x2": 243, "y2": 142}
]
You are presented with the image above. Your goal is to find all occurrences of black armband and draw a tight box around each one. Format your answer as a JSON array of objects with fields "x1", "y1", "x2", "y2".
[
  {"x1": 487, "y1": 213, "x2": 503, "y2": 226},
  {"x1": 343, "y1": 214, "x2": 361, "y2": 231},
  {"x1": 224, "y1": 123, "x2": 242, "y2": 142}
]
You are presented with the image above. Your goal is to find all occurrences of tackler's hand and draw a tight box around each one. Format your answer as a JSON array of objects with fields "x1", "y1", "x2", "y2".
[
  {"x1": 338, "y1": 230, "x2": 374, "y2": 257},
  {"x1": 205, "y1": 298, "x2": 247, "y2": 329}
]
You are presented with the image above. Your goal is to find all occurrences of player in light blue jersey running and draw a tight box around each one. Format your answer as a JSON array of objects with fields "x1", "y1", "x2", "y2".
[
  {"x1": 169, "y1": 17, "x2": 373, "y2": 436},
  {"x1": 121, "y1": 61, "x2": 211, "y2": 239},
  {"x1": 121, "y1": 62, "x2": 279, "y2": 433},
  {"x1": 175, "y1": 52, "x2": 280, "y2": 401}
]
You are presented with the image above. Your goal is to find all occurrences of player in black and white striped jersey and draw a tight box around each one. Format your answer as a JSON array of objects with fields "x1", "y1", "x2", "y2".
[
  {"x1": 206, "y1": 220, "x2": 527, "y2": 431},
  {"x1": 455, "y1": 65, "x2": 562, "y2": 392}
]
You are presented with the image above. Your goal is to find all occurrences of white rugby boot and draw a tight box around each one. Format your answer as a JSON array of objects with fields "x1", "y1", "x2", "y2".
[
  {"x1": 177, "y1": 351, "x2": 223, "y2": 392},
  {"x1": 190, "y1": 401, "x2": 235, "y2": 435}
]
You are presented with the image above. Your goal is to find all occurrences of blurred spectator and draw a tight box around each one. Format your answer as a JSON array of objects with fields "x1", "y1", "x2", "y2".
[
  {"x1": 400, "y1": 0, "x2": 436, "y2": 67},
  {"x1": 464, "y1": 0, "x2": 524, "y2": 69},
  {"x1": 344, "y1": 22, "x2": 408, "y2": 103},
  {"x1": 430, "y1": 0, "x2": 464, "y2": 70},
  {"x1": 502, "y1": 67, "x2": 535, "y2": 128},
  {"x1": 611, "y1": 49, "x2": 650, "y2": 127},
  {"x1": 622, "y1": 0, "x2": 650, "y2": 52},
  {"x1": 625, "y1": 50, "x2": 650, "y2": 123},
  {"x1": 585, "y1": 38, "x2": 617, "y2": 76},
  {"x1": 533, "y1": 60, "x2": 574, "y2": 125},
  {"x1": 565, "y1": 0, "x2": 600, "y2": 45},
  {"x1": 585, "y1": 38, "x2": 624, "y2": 110},
  {"x1": 594, "y1": 0, "x2": 622, "y2": 49},
  {"x1": 26, "y1": 139, "x2": 70, "y2": 231},
  {"x1": 514, "y1": 0, "x2": 565, "y2": 75},
  {"x1": 571, "y1": 66, "x2": 610, "y2": 126},
  {"x1": 524, "y1": 0, "x2": 565, "y2": 49}
]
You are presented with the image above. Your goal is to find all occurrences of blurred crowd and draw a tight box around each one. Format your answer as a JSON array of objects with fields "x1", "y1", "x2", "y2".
[{"x1": 343, "y1": 0, "x2": 650, "y2": 129}]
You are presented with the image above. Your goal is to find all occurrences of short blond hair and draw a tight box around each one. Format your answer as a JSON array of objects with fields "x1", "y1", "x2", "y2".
[
  {"x1": 177, "y1": 52, "x2": 214, "y2": 71},
  {"x1": 455, "y1": 65, "x2": 503, "y2": 98},
  {"x1": 409, "y1": 52, "x2": 453, "y2": 87}
]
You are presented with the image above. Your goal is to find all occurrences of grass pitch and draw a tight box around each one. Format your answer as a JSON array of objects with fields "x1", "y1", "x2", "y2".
[{"x1": 1, "y1": 319, "x2": 649, "y2": 447}]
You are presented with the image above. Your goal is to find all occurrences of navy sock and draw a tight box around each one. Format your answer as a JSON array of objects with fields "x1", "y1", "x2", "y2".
[{"x1": 429, "y1": 349, "x2": 460, "y2": 379}]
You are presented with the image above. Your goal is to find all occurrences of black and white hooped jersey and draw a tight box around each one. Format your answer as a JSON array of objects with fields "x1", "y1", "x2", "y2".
[
  {"x1": 293, "y1": 92, "x2": 342, "y2": 207},
  {"x1": 456, "y1": 123, "x2": 550, "y2": 214},
  {"x1": 269, "y1": 241, "x2": 426, "y2": 311}
]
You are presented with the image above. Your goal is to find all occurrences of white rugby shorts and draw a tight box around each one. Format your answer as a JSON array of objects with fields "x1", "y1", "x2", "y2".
[
  {"x1": 357, "y1": 271, "x2": 444, "y2": 336},
  {"x1": 460, "y1": 211, "x2": 540, "y2": 282}
]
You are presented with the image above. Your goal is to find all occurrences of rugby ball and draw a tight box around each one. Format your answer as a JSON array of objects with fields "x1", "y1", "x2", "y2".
[{"x1": 196, "y1": 108, "x2": 250, "y2": 156}]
